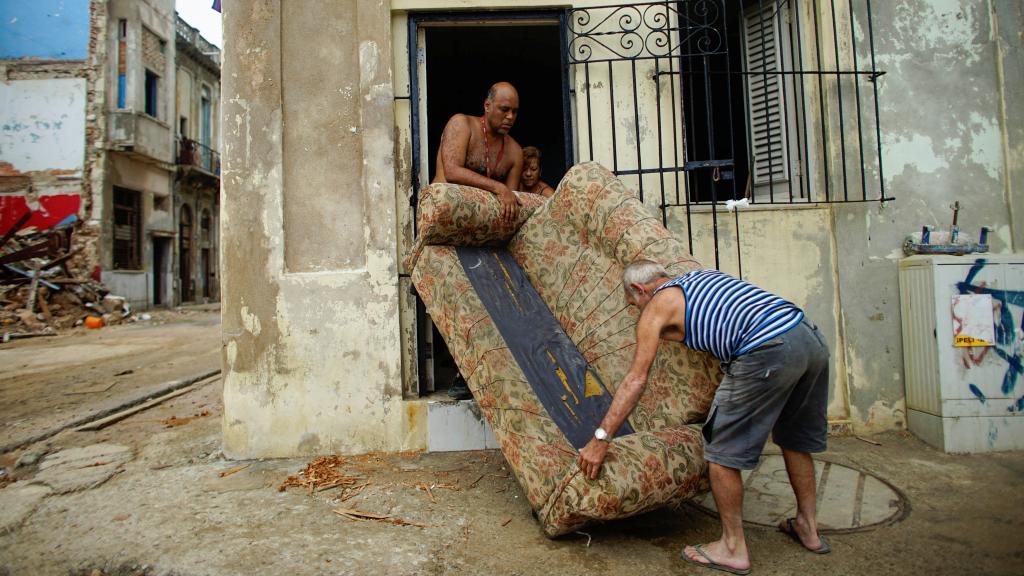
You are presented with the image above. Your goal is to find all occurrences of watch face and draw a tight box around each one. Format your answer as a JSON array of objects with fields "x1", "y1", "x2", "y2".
[{"x1": 595, "y1": 428, "x2": 608, "y2": 441}]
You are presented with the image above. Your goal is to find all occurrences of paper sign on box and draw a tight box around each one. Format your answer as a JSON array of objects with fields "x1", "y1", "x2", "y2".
[{"x1": 951, "y1": 294, "x2": 995, "y2": 347}]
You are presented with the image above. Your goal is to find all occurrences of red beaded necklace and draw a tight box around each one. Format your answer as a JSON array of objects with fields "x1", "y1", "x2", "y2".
[{"x1": 480, "y1": 116, "x2": 505, "y2": 179}]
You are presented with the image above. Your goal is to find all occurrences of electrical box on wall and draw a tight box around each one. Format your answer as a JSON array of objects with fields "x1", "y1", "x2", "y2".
[{"x1": 899, "y1": 254, "x2": 1024, "y2": 453}]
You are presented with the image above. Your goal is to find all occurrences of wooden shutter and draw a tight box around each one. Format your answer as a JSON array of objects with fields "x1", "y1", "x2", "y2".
[{"x1": 743, "y1": 3, "x2": 790, "y2": 185}]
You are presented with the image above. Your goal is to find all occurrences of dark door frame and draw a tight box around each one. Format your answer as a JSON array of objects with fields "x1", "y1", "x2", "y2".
[
  {"x1": 406, "y1": 10, "x2": 576, "y2": 396},
  {"x1": 406, "y1": 9, "x2": 575, "y2": 223}
]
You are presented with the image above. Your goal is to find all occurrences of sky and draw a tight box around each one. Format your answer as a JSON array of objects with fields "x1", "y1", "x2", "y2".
[{"x1": 176, "y1": 0, "x2": 222, "y2": 48}]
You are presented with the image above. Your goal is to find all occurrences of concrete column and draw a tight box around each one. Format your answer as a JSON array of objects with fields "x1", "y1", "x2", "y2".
[{"x1": 221, "y1": 1, "x2": 416, "y2": 457}]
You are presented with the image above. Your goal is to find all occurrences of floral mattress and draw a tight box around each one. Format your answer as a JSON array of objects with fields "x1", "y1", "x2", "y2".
[{"x1": 408, "y1": 163, "x2": 720, "y2": 537}]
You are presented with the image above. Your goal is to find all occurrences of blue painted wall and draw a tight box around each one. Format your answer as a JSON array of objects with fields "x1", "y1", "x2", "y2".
[{"x1": 0, "y1": 1, "x2": 90, "y2": 60}]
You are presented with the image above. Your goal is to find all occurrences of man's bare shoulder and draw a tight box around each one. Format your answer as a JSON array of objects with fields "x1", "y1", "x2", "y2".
[
  {"x1": 444, "y1": 113, "x2": 476, "y2": 132},
  {"x1": 646, "y1": 285, "x2": 684, "y2": 319},
  {"x1": 505, "y1": 137, "x2": 523, "y2": 156}
]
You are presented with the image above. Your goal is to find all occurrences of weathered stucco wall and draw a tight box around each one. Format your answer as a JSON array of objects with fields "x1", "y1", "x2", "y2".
[
  {"x1": 222, "y1": 0, "x2": 417, "y2": 458},
  {"x1": 0, "y1": 78, "x2": 86, "y2": 174},
  {"x1": 833, "y1": 0, "x2": 1022, "y2": 433},
  {"x1": 0, "y1": 77, "x2": 87, "y2": 235}
]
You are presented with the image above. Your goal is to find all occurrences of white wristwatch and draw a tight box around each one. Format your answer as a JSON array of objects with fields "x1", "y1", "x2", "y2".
[{"x1": 594, "y1": 427, "x2": 609, "y2": 442}]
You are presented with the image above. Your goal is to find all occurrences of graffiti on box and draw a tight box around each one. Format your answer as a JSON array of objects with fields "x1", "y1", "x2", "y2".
[{"x1": 956, "y1": 259, "x2": 1024, "y2": 412}]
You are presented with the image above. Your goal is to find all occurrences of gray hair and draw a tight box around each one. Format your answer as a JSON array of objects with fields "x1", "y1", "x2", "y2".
[{"x1": 622, "y1": 259, "x2": 669, "y2": 296}]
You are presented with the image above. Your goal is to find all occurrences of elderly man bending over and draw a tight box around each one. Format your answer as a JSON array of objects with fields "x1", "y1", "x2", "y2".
[{"x1": 578, "y1": 260, "x2": 832, "y2": 575}]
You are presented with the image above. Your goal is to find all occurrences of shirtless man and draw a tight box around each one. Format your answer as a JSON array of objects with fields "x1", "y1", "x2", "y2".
[{"x1": 433, "y1": 81, "x2": 524, "y2": 223}]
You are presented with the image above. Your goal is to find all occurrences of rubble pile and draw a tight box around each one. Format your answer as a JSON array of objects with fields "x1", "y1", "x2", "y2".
[{"x1": 1, "y1": 217, "x2": 129, "y2": 338}]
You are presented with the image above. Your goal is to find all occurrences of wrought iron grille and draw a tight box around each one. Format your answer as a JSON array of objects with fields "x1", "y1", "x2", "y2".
[{"x1": 565, "y1": 0, "x2": 889, "y2": 270}]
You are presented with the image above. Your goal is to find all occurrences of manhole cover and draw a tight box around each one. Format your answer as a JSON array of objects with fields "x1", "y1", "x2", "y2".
[{"x1": 692, "y1": 455, "x2": 908, "y2": 533}]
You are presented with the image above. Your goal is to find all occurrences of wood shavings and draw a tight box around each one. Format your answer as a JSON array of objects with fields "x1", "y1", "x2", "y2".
[{"x1": 337, "y1": 482, "x2": 369, "y2": 503}]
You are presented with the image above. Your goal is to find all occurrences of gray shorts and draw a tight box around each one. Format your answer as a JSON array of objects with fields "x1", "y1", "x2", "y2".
[{"x1": 702, "y1": 319, "x2": 830, "y2": 470}]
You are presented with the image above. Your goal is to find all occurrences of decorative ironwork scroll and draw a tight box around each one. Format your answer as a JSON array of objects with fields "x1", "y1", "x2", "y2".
[{"x1": 567, "y1": 0, "x2": 727, "y2": 62}]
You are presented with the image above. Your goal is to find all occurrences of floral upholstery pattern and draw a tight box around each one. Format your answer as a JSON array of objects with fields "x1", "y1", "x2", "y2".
[
  {"x1": 404, "y1": 183, "x2": 547, "y2": 272},
  {"x1": 410, "y1": 163, "x2": 721, "y2": 537}
]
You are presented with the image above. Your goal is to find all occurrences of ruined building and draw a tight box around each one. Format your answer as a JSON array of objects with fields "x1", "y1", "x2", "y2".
[{"x1": 0, "y1": 0, "x2": 220, "y2": 309}]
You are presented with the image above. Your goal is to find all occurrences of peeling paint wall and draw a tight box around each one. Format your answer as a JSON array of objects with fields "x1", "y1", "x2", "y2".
[
  {"x1": 0, "y1": 76, "x2": 87, "y2": 233},
  {"x1": 0, "y1": 78, "x2": 86, "y2": 174},
  {"x1": 832, "y1": 0, "x2": 1022, "y2": 433},
  {"x1": 222, "y1": 0, "x2": 415, "y2": 458}
]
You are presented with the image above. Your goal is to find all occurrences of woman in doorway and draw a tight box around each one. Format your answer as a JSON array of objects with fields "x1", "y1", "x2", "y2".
[{"x1": 521, "y1": 146, "x2": 555, "y2": 198}]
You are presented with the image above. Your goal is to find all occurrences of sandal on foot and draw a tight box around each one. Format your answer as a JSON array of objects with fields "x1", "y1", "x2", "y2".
[
  {"x1": 680, "y1": 544, "x2": 752, "y2": 575},
  {"x1": 779, "y1": 518, "x2": 831, "y2": 554}
]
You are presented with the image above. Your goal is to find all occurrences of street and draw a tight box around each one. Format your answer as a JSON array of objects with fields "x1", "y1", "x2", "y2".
[{"x1": 1, "y1": 312, "x2": 1023, "y2": 575}]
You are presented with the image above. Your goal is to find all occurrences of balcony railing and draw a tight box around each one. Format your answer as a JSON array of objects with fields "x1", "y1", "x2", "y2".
[
  {"x1": 177, "y1": 137, "x2": 221, "y2": 176},
  {"x1": 176, "y1": 15, "x2": 220, "y2": 66}
]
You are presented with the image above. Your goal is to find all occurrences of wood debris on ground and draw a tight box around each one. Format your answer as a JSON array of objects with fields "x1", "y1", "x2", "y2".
[
  {"x1": 337, "y1": 482, "x2": 370, "y2": 502},
  {"x1": 405, "y1": 480, "x2": 459, "y2": 503},
  {"x1": 278, "y1": 455, "x2": 361, "y2": 495},
  {"x1": 332, "y1": 507, "x2": 429, "y2": 528},
  {"x1": 161, "y1": 410, "x2": 211, "y2": 428},
  {"x1": 217, "y1": 463, "x2": 251, "y2": 478}
]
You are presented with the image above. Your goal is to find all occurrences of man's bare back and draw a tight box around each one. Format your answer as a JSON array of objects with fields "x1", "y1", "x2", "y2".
[{"x1": 433, "y1": 82, "x2": 524, "y2": 223}]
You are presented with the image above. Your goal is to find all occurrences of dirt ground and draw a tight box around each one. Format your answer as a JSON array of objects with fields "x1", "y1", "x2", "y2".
[
  {"x1": 1, "y1": 312, "x2": 1023, "y2": 575},
  {"x1": 0, "y1": 307, "x2": 221, "y2": 453}
]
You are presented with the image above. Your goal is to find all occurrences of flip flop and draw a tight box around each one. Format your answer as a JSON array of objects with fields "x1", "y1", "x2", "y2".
[
  {"x1": 779, "y1": 518, "x2": 832, "y2": 554},
  {"x1": 681, "y1": 544, "x2": 752, "y2": 575}
]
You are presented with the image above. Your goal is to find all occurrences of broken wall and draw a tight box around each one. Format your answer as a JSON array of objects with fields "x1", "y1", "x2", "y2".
[{"x1": 0, "y1": 76, "x2": 87, "y2": 235}]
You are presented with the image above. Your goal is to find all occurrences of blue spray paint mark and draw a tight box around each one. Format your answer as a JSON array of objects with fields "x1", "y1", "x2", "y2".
[
  {"x1": 969, "y1": 384, "x2": 987, "y2": 404},
  {"x1": 956, "y1": 259, "x2": 1024, "y2": 413},
  {"x1": 992, "y1": 347, "x2": 1023, "y2": 396}
]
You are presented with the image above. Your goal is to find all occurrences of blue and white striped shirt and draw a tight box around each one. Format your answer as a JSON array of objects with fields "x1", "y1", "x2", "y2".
[{"x1": 653, "y1": 269, "x2": 804, "y2": 362}]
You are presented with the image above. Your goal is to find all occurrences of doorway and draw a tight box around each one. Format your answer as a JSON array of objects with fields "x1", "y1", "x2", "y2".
[
  {"x1": 409, "y1": 12, "x2": 573, "y2": 397},
  {"x1": 179, "y1": 205, "x2": 193, "y2": 303},
  {"x1": 422, "y1": 24, "x2": 570, "y2": 185},
  {"x1": 152, "y1": 237, "x2": 171, "y2": 306}
]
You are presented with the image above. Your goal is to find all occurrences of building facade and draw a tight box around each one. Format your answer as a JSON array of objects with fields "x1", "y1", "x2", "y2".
[
  {"x1": 219, "y1": 0, "x2": 1022, "y2": 457},
  {"x1": 0, "y1": 0, "x2": 220, "y2": 309},
  {"x1": 174, "y1": 16, "x2": 221, "y2": 304}
]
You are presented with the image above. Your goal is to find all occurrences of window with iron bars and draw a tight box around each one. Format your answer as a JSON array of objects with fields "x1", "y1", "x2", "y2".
[{"x1": 566, "y1": 0, "x2": 889, "y2": 211}]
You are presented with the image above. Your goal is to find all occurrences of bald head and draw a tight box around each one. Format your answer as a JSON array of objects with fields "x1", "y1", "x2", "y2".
[
  {"x1": 486, "y1": 81, "x2": 518, "y2": 103},
  {"x1": 483, "y1": 81, "x2": 519, "y2": 135}
]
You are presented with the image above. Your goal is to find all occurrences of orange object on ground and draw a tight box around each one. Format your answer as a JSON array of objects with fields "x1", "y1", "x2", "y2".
[{"x1": 84, "y1": 316, "x2": 104, "y2": 329}]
